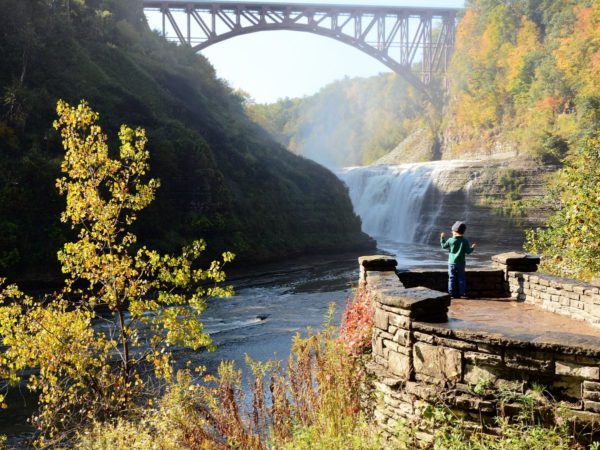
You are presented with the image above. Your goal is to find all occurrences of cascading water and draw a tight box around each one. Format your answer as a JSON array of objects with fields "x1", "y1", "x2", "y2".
[
  {"x1": 337, "y1": 160, "x2": 525, "y2": 267},
  {"x1": 339, "y1": 163, "x2": 438, "y2": 243}
]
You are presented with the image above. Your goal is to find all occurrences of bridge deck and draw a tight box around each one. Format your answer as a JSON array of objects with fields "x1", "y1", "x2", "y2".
[{"x1": 143, "y1": 1, "x2": 462, "y2": 14}]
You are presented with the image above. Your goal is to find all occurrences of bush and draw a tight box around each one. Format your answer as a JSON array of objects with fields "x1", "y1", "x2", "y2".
[
  {"x1": 74, "y1": 302, "x2": 384, "y2": 449},
  {"x1": 338, "y1": 287, "x2": 373, "y2": 355}
]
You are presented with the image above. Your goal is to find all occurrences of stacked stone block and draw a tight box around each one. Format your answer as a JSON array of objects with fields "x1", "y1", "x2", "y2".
[
  {"x1": 360, "y1": 254, "x2": 600, "y2": 443},
  {"x1": 492, "y1": 252, "x2": 541, "y2": 274},
  {"x1": 507, "y1": 272, "x2": 600, "y2": 328},
  {"x1": 397, "y1": 269, "x2": 506, "y2": 298}
]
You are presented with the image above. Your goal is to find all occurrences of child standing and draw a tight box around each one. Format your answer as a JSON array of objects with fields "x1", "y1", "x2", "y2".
[{"x1": 440, "y1": 221, "x2": 476, "y2": 298}]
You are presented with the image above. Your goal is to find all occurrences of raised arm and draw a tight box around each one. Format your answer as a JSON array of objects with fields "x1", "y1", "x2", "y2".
[{"x1": 440, "y1": 232, "x2": 450, "y2": 249}]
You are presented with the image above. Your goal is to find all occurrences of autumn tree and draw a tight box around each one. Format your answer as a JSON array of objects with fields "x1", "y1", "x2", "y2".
[
  {"x1": 443, "y1": 0, "x2": 598, "y2": 159},
  {"x1": 554, "y1": 5, "x2": 600, "y2": 99},
  {"x1": 0, "y1": 100, "x2": 233, "y2": 446}
]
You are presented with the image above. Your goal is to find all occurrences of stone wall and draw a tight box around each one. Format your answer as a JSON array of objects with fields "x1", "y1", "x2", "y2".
[
  {"x1": 492, "y1": 252, "x2": 600, "y2": 328},
  {"x1": 397, "y1": 269, "x2": 506, "y2": 299},
  {"x1": 506, "y1": 272, "x2": 600, "y2": 328},
  {"x1": 361, "y1": 255, "x2": 600, "y2": 443}
]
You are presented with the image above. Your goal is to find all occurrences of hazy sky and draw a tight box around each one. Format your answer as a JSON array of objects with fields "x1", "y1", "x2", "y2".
[{"x1": 146, "y1": 0, "x2": 464, "y2": 104}]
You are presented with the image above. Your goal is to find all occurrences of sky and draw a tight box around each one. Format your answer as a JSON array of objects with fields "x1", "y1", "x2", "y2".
[{"x1": 145, "y1": 0, "x2": 465, "y2": 104}]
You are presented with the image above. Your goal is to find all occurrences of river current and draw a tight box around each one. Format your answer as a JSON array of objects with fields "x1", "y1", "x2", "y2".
[{"x1": 2, "y1": 160, "x2": 523, "y2": 442}]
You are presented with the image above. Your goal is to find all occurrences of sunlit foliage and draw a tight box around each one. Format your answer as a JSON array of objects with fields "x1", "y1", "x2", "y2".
[
  {"x1": 338, "y1": 287, "x2": 373, "y2": 355},
  {"x1": 0, "y1": 100, "x2": 233, "y2": 446},
  {"x1": 444, "y1": 0, "x2": 599, "y2": 160},
  {"x1": 525, "y1": 135, "x2": 600, "y2": 281}
]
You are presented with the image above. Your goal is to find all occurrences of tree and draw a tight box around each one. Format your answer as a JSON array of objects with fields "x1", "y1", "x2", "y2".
[
  {"x1": 554, "y1": 5, "x2": 600, "y2": 99},
  {"x1": 0, "y1": 100, "x2": 234, "y2": 446},
  {"x1": 524, "y1": 134, "x2": 600, "y2": 281}
]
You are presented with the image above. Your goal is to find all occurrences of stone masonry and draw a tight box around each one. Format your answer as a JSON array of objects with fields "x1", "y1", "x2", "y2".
[
  {"x1": 362, "y1": 254, "x2": 600, "y2": 443},
  {"x1": 492, "y1": 252, "x2": 600, "y2": 328}
]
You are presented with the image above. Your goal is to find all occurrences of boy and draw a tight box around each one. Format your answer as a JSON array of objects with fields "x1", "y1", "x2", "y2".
[{"x1": 440, "y1": 221, "x2": 476, "y2": 298}]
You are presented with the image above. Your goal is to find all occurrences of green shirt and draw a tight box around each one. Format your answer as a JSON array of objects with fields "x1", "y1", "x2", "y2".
[{"x1": 440, "y1": 235, "x2": 473, "y2": 265}]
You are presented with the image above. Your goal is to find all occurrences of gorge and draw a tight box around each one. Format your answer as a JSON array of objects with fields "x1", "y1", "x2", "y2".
[{"x1": 1, "y1": 0, "x2": 598, "y2": 446}]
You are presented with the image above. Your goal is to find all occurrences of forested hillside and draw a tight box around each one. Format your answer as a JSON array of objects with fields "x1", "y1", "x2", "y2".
[
  {"x1": 249, "y1": 0, "x2": 599, "y2": 166},
  {"x1": 246, "y1": 74, "x2": 435, "y2": 167},
  {"x1": 0, "y1": 0, "x2": 372, "y2": 280},
  {"x1": 443, "y1": 0, "x2": 599, "y2": 160}
]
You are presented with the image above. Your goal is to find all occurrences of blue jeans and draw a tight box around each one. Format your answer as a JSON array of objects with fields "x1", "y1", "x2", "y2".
[{"x1": 448, "y1": 264, "x2": 466, "y2": 297}]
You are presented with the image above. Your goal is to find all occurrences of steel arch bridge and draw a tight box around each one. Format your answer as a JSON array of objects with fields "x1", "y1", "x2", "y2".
[{"x1": 142, "y1": 1, "x2": 460, "y2": 90}]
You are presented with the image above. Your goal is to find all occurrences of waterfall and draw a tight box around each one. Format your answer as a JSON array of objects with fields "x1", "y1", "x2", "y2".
[
  {"x1": 338, "y1": 163, "x2": 438, "y2": 243},
  {"x1": 337, "y1": 159, "x2": 526, "y2": 267}
]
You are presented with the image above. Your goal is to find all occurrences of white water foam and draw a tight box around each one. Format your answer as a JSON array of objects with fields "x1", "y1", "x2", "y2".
[
  {"x1": 339, "y1": 162, "x2": 454, "y2": 243},
  {"x1": 337, "y1": 160, "x2": 493, "y2": 267}
]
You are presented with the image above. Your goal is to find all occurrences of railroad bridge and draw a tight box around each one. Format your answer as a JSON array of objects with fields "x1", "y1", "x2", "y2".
[{"x1": 142, "y1": 1, "x2": 461, "y2": 90}]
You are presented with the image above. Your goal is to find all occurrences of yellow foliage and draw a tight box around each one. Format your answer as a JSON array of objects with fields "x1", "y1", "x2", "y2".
[
  {"x1": 506, "y1": 17, "x2": 541, "y2": 97},
  {"x1": 455, "y1": 9, "x2": 479, "y2": 55},
  {"x1": 0, "y1": 101, "x2": 235, "y2": 445},
  {"x1": 554, "y1": 5, "x2": 600, "y2": 97}
]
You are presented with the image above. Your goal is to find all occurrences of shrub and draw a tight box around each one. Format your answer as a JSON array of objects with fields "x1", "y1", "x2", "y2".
[
  {"x1": 338, "y1": 287, "x2": 374, "y2": 356},
  {"x1": 75, "y1": 303, "x2": 384, "y2": 449}
]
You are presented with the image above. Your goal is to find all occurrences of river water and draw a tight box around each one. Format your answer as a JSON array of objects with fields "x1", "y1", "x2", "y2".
[{"x1": 2, "y1": 160, "x2": 524, "y2": 442}]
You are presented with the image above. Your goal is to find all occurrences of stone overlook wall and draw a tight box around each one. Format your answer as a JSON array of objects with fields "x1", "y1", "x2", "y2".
[
  {"x1": 498, "y1": 262, "x2": 600, "y2": 328},
  {"x1": 360, "y1": 255, "x2": 600, "y2": 443},
  {"x1": 397, "y1": 269, "x2": 506, "y2": 299}
]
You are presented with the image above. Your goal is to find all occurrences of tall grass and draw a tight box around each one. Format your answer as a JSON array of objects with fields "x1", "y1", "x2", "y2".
[
  {"x1": 78, "y1": 302, "x2": 382, "y2": 449},
  {"x1": 77, "y1": 291, "x2": 591, "y2": 449}
]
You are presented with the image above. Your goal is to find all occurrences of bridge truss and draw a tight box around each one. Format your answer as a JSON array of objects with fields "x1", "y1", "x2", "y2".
[{"x1": 143, "y1": 1, "x2": 459, "y2": 90}]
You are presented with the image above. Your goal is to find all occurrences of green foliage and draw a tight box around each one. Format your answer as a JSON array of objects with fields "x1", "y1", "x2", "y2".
[
  {"x1": 428, "y1": 381, "x2": 584, "y2": 450},
  {"x1": 0, "y1": 0, "x2": 371, "y2": 280},
  {"x1": 0, "y1": 100, "x2": 234, "y2": 446},
  {"x1": 524, "y1": 135, "x2": 600, "y2": 281},
  {"x1": 499, "y1": 169, "x2": 523, "y2": 202},
  {"x1": 433, "y1": 416, "x2": 577, "y2": 450},
  {"x1": 246, "y1": 74, "x2": 439, "y2": 167}
]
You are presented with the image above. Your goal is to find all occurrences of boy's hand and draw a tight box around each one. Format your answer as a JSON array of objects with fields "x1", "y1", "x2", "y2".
[
  {"x1": 472, "y1": 243, "x2": 477, "y2": 249},
  {"x1": 440, "y1": 232, "x2": 445, "y2": 238}
]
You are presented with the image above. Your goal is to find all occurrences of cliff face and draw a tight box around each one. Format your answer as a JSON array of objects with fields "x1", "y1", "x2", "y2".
[{"x1": 418, "y1": 158, "x2": 556, "y2": 248}]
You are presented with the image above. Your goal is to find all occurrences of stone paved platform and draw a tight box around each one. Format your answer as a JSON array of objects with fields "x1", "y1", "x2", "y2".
[{"x1": 442, "y1": 298, "x2": 600, "y2": 354}]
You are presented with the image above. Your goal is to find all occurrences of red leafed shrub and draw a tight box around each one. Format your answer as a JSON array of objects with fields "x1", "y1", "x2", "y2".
[{"x1": 339, "y1": 287, "x2": 374, "y2": 355}]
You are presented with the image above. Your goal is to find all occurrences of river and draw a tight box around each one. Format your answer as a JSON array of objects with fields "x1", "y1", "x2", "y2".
[{"x1": 2, "y1": 159, "x2": 526, "y2": 443}]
